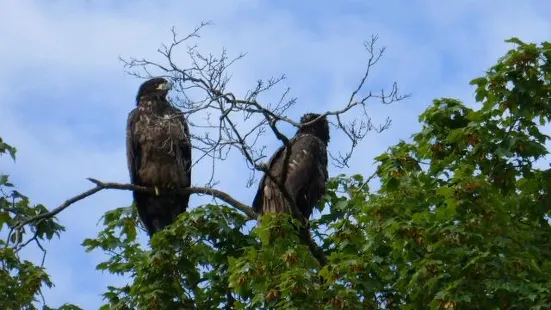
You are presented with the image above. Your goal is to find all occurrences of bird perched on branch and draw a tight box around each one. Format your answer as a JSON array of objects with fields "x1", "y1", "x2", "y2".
[
  {"x1": 252, "y1": 113, "x2": 330, "y2": 224},
  {"x1": 126, "y1": 77, "x2": 192, "y2": 237}
]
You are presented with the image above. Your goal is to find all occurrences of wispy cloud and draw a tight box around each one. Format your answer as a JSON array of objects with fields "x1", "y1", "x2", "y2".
[{"x1": 1, "y1": 0, "x2": 550, "y2": 307}]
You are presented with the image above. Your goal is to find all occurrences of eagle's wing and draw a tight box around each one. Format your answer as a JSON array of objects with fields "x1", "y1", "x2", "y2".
[
  {"x1": 252, "y1": 134, "x2": 327, "y2": 220},
  {"x1": 283, "y1": 134, "x2": 328, "y2": 220},
  {"x1": 126, "y1": 108, "x2": 141, "y2": 185},
  {"x1": 252, "y1": 142, "x2": 288, "y2": 215}
]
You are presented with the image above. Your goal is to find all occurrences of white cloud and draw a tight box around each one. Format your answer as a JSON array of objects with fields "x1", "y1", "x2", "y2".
[{"x1": 1, "y1": 0, "x2": 551, "y2": 308}]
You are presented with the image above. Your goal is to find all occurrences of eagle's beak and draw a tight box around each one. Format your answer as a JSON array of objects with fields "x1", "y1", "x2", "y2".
[{"x1": 157, "y1": 81, "x2": 173, "y2": 91}]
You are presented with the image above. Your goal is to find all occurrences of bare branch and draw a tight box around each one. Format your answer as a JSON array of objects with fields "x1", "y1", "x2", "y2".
[
  {"x1": 8, "y1": 176, "x2": 328, "y2": 266},
  {"x1": 119, "y1": 23, "x2": 408, "y2": 186},
  {"x1": 115, "y1": 22, "x2": 410, "y2": 267},
  {"x1": 12, "y1": 178, "x2": 255, "y2": 233}
]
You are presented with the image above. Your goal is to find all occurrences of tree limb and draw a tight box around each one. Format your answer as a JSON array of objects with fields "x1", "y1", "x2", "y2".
[
  {"x1": 12, "y1": 178, "x2": 255, "y2": 232},
  {"x1": 11, "y1": 177, "x2": 328, "y2": 266}
]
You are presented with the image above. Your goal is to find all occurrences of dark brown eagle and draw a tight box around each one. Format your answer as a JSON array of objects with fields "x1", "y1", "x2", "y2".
[
  {"x1": 126, "y1": 77, "x2": 192, "y2": 237},
  {"x1": 252, "y1": 113, "x2": 330, "y2": 223}
]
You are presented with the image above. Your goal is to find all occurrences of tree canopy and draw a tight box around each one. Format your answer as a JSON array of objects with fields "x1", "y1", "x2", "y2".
[{"x1": 1, "y1": 35, "x2": 551, "y2": 309}]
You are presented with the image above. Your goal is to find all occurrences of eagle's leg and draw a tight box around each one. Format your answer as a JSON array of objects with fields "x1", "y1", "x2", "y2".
[{"x1": 153, "y1": 183, "x2": 176, "y2": 196}]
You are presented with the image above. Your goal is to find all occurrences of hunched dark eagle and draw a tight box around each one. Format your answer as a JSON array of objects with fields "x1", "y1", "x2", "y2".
[
  {"x1": 252, "y1": 113, "x2": 330, "y2": 223},
  {"x1": 126, "y1": 77, "x2": 192, "y2": 237}
]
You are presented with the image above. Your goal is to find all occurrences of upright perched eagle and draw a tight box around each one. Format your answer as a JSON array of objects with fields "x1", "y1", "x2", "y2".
[
  {"x1": 126, "y1": 77, "x2": 192, "y2": 237},
  {"x1": 252, "y1": 113, "x2": 330, "y2": 223}
]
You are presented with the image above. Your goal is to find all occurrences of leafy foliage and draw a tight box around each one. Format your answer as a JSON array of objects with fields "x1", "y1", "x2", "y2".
[
  {"x1": 2, "y1": 37, "x2": 551, "y2": 309},
  {"x1": 366, "y1": 38, "x2": 551, "y2": 308},
  {"x1": 0, "y1": 138, "x2": 80, "y2": 310},
  {"x1": 82, "y1": 204, "x2": 256, "y2": 309}
]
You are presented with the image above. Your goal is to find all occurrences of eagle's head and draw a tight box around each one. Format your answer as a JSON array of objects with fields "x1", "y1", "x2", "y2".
[
  {"x1": 135, "y1": 77, "x2": 173, "y2": 104},
  {"x1": 298, "y1": 113, "x2": 330, "y2": 144}
]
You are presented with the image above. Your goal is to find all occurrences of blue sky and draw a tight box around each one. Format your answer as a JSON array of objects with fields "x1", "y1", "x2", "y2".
[{"x1": 1, "y1": 0, "x2": 551, "y2": 308}]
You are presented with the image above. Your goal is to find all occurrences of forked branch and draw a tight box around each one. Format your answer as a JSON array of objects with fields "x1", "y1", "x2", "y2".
[{"x1": 120, "y1": 23, "x2": 409, "y2": 185}]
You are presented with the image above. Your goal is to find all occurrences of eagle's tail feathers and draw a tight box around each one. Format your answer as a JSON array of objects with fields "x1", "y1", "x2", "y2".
[{"x1": 136, "y1": 194, "x2": 188, "y2": 238}]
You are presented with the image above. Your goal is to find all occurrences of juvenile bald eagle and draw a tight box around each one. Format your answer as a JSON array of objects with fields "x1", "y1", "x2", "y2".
[
  {"x1": 252, "y1": 113, "x2": 330, "y2": 223},
  {"x1": 126, "y1": 77, "x2": 192, "y2": 237}
]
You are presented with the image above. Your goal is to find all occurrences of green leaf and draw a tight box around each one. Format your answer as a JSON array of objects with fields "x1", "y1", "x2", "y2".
[
  {"x1": 505, "y1": 37, "x2": 525, "y2": 46},
  {"x1": 0, "y1": 212, "x2": 10, "y2": 229}
]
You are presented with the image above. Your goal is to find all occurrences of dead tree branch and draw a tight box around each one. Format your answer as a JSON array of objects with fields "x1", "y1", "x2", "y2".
[
  {"x1": 119, "y1": 23, "x2": 408, "y2": 186},
  {"x1": 11, "y1": 178, "x2": 255, "y2": 234},
  {"x1": 8, "y1": 176, "x2": 327, "y2": 266},
  {"x1": 116, "y1": 22, "x2": 410, "y2": 266}
]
